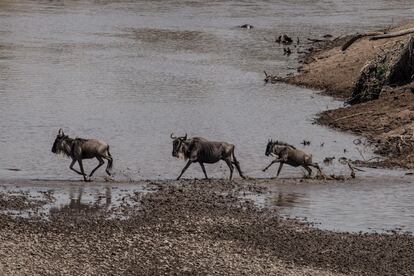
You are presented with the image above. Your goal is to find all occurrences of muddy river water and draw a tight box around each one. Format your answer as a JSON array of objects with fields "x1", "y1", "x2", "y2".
[{"x1": 0, "y1": 0, "x2": 414, "y2": 232}]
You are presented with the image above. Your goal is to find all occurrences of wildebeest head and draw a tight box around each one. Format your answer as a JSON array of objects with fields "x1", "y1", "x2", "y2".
[
  {"x1": 51, "y1": 129, "x2": 70, "y2": 155},
  {"x1": 265, "y1": 139, "x2": 275, "y2": 156},
  {"x1": 266, "y1": 140, "x2": 296, "y2": 156},
  {"x1": 171, "y1": 133, "x2": 188, "y2": 159}
]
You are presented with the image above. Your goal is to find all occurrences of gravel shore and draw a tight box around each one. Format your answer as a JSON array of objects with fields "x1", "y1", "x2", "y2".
[{"x1": 0, "y1": 179, "x2": 412, "y2": 275}]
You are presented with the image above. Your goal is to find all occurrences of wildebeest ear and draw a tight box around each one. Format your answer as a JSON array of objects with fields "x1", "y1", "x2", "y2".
[{"x1": 184, "y1": 133, "x2": 187, "y2": 140}]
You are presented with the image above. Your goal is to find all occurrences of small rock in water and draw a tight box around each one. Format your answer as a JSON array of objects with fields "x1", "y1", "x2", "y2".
[
  {"x1": 323, "y1": 157, "x2": 335, "y2": 165},
  {"x1": 283, "y1": 47, "x2": 292, "y2": 56},
  {"x1": 240, "y1": 24, "x2": 253, "y2": 29},
  {"x1": 104, "y1": 176, "x2": 115, "y2": 182},
  {"x1": 6, "y1": 168, "x2": 21, "y2": 171},
  {"x1": 276, "y1": 34, "x2": 293, "y2": 44},
  {"x1": 301, "y1": 140, "x2": 311, "y2": 146}
]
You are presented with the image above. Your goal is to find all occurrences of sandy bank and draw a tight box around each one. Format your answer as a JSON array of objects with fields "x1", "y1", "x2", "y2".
[{"x1": 284, "y1": 22, "x2": 414, "y2": 168}]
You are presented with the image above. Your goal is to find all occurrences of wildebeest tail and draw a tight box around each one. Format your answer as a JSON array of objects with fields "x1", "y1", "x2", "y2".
[{"x1": 231, "y1": 148, "x2": 246, "y2": 179}]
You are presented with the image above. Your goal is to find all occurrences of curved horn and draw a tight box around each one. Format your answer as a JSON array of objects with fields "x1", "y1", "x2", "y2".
[
  {"x1": 184, "y1": 133, "x2": 187, "y2": 140},
  {"x1": 170, "y1": 133, "x2": 177, "y2": 139}
]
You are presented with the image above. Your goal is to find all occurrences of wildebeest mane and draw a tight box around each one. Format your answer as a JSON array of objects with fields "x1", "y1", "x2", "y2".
[
  {"x1": 273, "y1": 140, "x2": 296, "y2": 149},
  {"x1": 57, "y1": 137, "x2": 88, "y2": 158},
  {"x1": 182, "y1": 138, "x2": 216, "y2": 160},
  {"x1": 182, "y1": 138, "x2": 201, "y2": 157},
  {"x1": 74, "y1": 137, "x2": 88, "y2": 143}
]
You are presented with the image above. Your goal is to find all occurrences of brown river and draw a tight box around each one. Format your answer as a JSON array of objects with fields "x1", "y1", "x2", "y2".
[{"x1": 0, "y1": 0, "x2": 413, "y2": 232}]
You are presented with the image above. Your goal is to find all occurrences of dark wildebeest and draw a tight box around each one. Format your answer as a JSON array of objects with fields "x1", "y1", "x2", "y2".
[
  {"x1": 263, "y1": 140, "x2": 325, "y2": 178},
  {"x1": 51, "y1": 129, "x2": 113, "y2": 181},
  {"x1": 171, "y1": 133, "x2": 246, "y2": 180}
]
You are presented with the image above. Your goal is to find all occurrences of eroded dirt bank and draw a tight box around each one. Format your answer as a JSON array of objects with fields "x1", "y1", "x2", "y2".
[
  {"x1": 0, "y1": 179, "x2": 413, "y2": 275},
  {"x1": 285, "y1": 22, "x2": 414, "y2": 168}
]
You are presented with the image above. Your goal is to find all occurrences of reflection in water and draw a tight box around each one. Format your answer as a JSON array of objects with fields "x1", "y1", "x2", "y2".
[
  {"x1": 0, "y1": 182, "x2": 148, "y2": 220},
  {"x1": 261, "y1": 177, "x2": 414, "y2": 233},
  {"x1": 268, "y1": 192, "x2": 302, "y2": 207},
  {"x1": 50, "y1": 186, "x2": 112, "y2": 218}
]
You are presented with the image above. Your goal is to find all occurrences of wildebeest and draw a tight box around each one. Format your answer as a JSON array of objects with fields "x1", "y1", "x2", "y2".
[
  {"x1": 263, "y1": 140, "x2": 325, "y2": 178},
  {"x1": 171, "y1": 133, "x2": 246, "y2": 180},
  {"x1": 51, "y1": 129, "x2": 113, "y2": 181}
]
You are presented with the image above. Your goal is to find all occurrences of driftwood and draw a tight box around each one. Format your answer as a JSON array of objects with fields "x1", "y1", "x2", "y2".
[
  {"x1": 370, "y1": 28, "x2": 414, "y2": 40},
  {"x1": 342, "y1": 28, "x2": 414, "y2": 51},
  {"x1": 263, "y1": 71, "x2": 284, "y2": 84},
  {"x1": 347, "y1": 162, "x2": 356, "y2": 178},
  {"x1": 307, "y1": 38, "x2": 327, "y2": 43},
  {"x1": 341, "y1": 32, "x2": 384, "y2": 51},
  {"x1": 332, "y1": 111, "x2": 373, "y2": 122},
  {"x1": 341, "y1": 34, "x2": 364, "y2": 51}
]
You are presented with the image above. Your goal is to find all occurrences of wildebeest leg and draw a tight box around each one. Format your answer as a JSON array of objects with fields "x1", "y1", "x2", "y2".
[
  {"x1": 276, "y1": 162, "x2": 284, "y2": 177},
  {"x1": 224, "y1": 159, "x2": 234, "y2": 180},
  {"x1": 199, "y1": 162, "x2": 208, "y2": 179},
  {"x1": 262, "y1": 159, "x2": 280, "y2": 172},
  {"x1": 77, "y1": 159, "x2": 89, "y2": 182},
  {"x1": 177, "y1": 160, "x2": 192, "y2": 180},
  {"x1": 69, "y1": 159, "x2": 84, "y2": 175},
  {"x1": 303, "y1": 165, "x2": 312, "y2": 178},
  {"x1": 89, "y1": 157, "x2": 105, "y2": 177},
  {"x1": 232, "y1": 161, "x2": 245, "y2": 179},
  {"x1": 310, "y1": 163, "x2": 326, "y2": 179},
  {"x1": 104, "y1": 148, "x2": 113, "y2": 176},
  {"x1": 231, "y1": 151, "x2": 246, "y2": 179}
]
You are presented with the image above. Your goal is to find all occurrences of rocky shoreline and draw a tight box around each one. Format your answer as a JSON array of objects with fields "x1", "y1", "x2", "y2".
[{"x1": 281, "y1": 22, "x2": 414, "y2": 169}]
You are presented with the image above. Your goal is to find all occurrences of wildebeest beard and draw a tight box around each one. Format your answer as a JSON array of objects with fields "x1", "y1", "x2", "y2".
[
  {"x1": 178, "y1": 151, "x2": 186, "y2": 160},
  {"x1": 177, "y1": 141, "x2": 190, "y2": 160}
]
